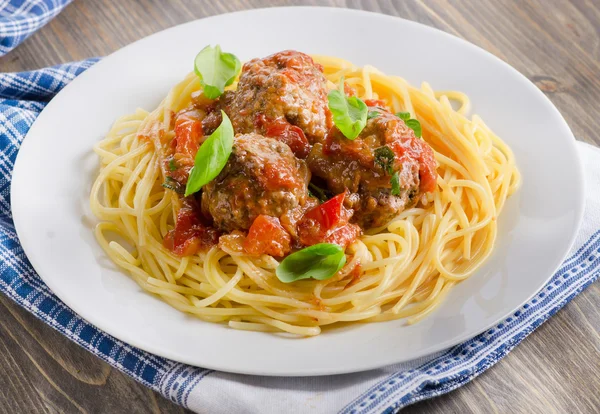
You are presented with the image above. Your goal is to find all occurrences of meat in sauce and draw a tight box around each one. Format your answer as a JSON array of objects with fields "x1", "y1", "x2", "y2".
[
  {"x1": 307, "y1": 107, "x2": 437, "y2": 228},
  {"x1": 161, "y1": 50, "x2": 438, "y2": 258},
  {"x1": 201, "y1": 133, "x2": 311, "y2": 232},
  {"x1": 224, "y1": 50, "x2": 331, "y2": 156}
]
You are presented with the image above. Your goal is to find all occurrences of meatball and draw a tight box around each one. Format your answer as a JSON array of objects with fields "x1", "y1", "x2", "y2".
[
  {"x1": 201, "y1": 133, "x2": 311, "y2": 232},
  {"x1": 226, "y1": 50, "x2": 331, "y2": 146},
  {"x1": 307, "y1": 109, "x2": 437, "y2": 228}
]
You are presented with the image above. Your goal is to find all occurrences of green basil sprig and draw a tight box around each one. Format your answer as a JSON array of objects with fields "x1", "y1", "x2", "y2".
[
  {"x1": 396, "y1": 112, "x2": 422, "y2": 138},
  {"x1": 328, "y1": 78, "x2": 368, "y2": 140},
  {"x1": 276, "y1": 243, "x2": 346, "y2": 283},
  {"x1": 194, "y1": 45, "x2": 241, "y2": 99},
  {"x1": 184, "y1": 111, "x2": 234, "y2": 196}
]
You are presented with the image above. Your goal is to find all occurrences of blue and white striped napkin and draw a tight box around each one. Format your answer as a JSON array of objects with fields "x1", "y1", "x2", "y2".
[
  {"x1": 0, "y1": 0, "x2": 72, "y2": 57},
  {"x1": 1, "y1": 59, "x2": 599, "y2": 414}
]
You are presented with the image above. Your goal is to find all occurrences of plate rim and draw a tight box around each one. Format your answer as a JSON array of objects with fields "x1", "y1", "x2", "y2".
[{"x1": 10, "y1": 6, "x2": 585, "y2": 376}]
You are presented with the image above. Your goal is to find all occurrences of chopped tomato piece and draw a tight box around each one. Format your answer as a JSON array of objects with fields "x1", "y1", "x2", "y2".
[
  {"x1": 166, "y1": 109, "x2": 205, "y2": 185},
  {"x1": 323, "y1": 223, "x2": 362, "y2": 248},
  {"x1": 344, "y1": 83, "x2": 357, "y2": 97},
  {"x1": 389, "y1": 135, "x2": 437, "y2": 193},
  {"x1": 364, "y1": 98, "x2": 387, "y2": 108},
  {"x1": 414, "y1": 139, "x2": 437, "y2": 192},
  {"x1": 255, "y1": 114, "x2": 311, "y2": 158},
  {"x1": 297, "y1": 192, "x2": 361, "y2": 247},
  {"x1": 164, "y1": 205, "x2": 219, "y2": 257},
  {"x1": 243, "y1": 215, "x2": 292, "y2": 257},
  {"x1": 173, "y1": 109, "x2": 204, "y2": 159},
  {"x1": 304, "y1": 192, "x2": 349, "y2": 229}
]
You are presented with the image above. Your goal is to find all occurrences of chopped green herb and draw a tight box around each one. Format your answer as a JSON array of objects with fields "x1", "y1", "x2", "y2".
[
  {"x1": 162, "y1": 177, "x2": 184, "y2": 194},
  {"x1": 374, "y1": 146, "x2": 395, "y2": 175},
  {"x1": 391, "y1": 172, "x2": 401, "y2": 196},
  {"x1": 168, "y1": 159, "x2": 177, "y2": 171},
  {"x1": 396, "y1": 112, "x2": 411, "y2": 121},
  {"x1": 405, "y1": 118, "x2": 422, "y2": 138},
  {"x1": 308, "y1": 182, "x2": 331, "y2": 203},
  {"x1": 395, "y1": 112, "x2": 423, "y2": 138}
]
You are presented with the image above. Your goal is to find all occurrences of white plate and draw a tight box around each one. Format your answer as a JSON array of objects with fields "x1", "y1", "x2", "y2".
[{"x1": 11, "y1": 7, "x2": 584, "y2": 376}]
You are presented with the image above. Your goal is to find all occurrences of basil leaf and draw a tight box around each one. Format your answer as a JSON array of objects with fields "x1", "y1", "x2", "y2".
[
  {"x1": 168, "y1": 159, "x2": 177, "y2": 171},
  {"x1": 194, "y1": 45, "x2": 241, "y2": 100},
  {"x1": 367, "y1": 110, "x2": 380, "y2": 120},
  {"x1": 308, "y1": 182, "x2": 331, "y2": 203},
  {"x1": 276, "y1": 243, "x2": 347, "y2": 283},
  {"x1": 328, "y1": 77, "x2": 368, "y2": 140},
  {"x1": 405, "y1": 119, "x2": 422, "y2": 138},
  {"x1": 396, "y1": 112, "x2": 410, "y2": 121},
  {"x1": 374, "y1": 146, "x2": 395, "y2": 175},
  {"x1": 391, "y1": 172, "x2": 401, "y2": 196},
  {"x1": 162, "y1": 177, "x2": 184, "y2": 194},
  {"x1": 184, "y1": 111, "x2": 234, "y2": 196}
]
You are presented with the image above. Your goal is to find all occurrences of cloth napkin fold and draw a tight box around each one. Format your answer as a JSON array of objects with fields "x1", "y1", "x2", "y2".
[
  {"x1": 1, "y1": 61, "x2": 598, "y2": 414},
  {"x1": 0, "y1": 0, "x2": 72, "y2": 57}
]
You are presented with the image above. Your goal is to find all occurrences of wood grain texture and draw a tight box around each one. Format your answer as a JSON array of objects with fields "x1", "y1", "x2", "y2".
[{"x1": 1, "y1": 0, "x2": 599, "y2": 412}]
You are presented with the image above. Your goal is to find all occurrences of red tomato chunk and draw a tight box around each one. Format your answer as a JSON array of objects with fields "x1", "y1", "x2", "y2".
[
  {"x1": 163, "y1": 205, "x2": 219, "y2": 257},
  {"x1": 297, "y1": 192, "x2": 361, "y2": 248},
  {"x1": 243, "y1": 215, "x2": 292, "y2": 257}
]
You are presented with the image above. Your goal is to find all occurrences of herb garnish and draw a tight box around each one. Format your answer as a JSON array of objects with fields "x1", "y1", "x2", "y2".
[
  {"x1": 374, "y1": 146, "x2": 395, "y2": 175},
  {"x1": 276, "y1": 243, "x2": 346, "y2": 283},
  {"x1": 162, "y1": 177, "x2": 184, "y2": 194},
  {"x1": 308, "y1": 182, "x2": 331, "y2": 203},
  {"x1": 328, "y1": 77, "x2": 368, "y2": 140},
  {"x1": 184, "y1": 111, "x2": 234, "y2": 197},
  {"x1": 194, "y1": 45, "x2": 241, "y2": 99},
  {"x1": 391, "y1": 172, "x2": 401, "y2": 196},
  {"x1": 395, "y1": 112, "x2": 422, "y2": 138}
]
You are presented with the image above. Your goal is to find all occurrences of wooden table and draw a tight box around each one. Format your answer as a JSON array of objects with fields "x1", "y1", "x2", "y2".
[{"x1": 1, "y1": 0, "x2": 599, "y2": 412}]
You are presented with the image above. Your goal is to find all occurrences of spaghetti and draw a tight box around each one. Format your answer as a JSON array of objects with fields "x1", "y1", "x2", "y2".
[{"x1": 90, "y1": 54, "x2": 520, "y2": 336}]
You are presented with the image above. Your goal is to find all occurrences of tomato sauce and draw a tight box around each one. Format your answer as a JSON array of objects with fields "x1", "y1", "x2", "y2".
[
  {"x1": 255, "y1": 114, "x2": 311, "y2": 159},
  {"x1": 389, "y1": 135, "x2": 437, "y2": 193},
  {"x1": 163, "y1": 201, "x2": 219, "y2": 257}
]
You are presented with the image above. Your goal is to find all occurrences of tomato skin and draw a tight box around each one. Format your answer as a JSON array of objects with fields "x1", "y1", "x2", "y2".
[
  {"x1": 165, "y1": 109, "x2": 205, "y2": 185},
  {"x1": 388, "y1": 135, "x2": 437, "y2": 193},
  {"x1": 303, "y1": 192, "x2": 348, "y2": 229},
  {"x1": 364, "y1": 99, "x2": 387, "y2": 108},
  {"x1": 243, "y1": 215, "x2": 292, "y2": 257},
  {"x1": 344, "y1": 83, "x2": 357, "y2": 97},
  {"x1": 297, "y1": 192, "x2": 361, "y2": 248},
  {"x1": 322, "y1": 222, "x2": 361, "y2": 248},
  {"x1": 414, "y1": 139, "x2": 437, "y2": 192},
  {"x1": 255, "y1": 114, "x2": 311, "y2": 159},
  {"x1": 163, "y1": 205, "x2": 219, "y2": 257},
  {"x1": 173, "y1": 109, "x2": 204, "y2": 159}
]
